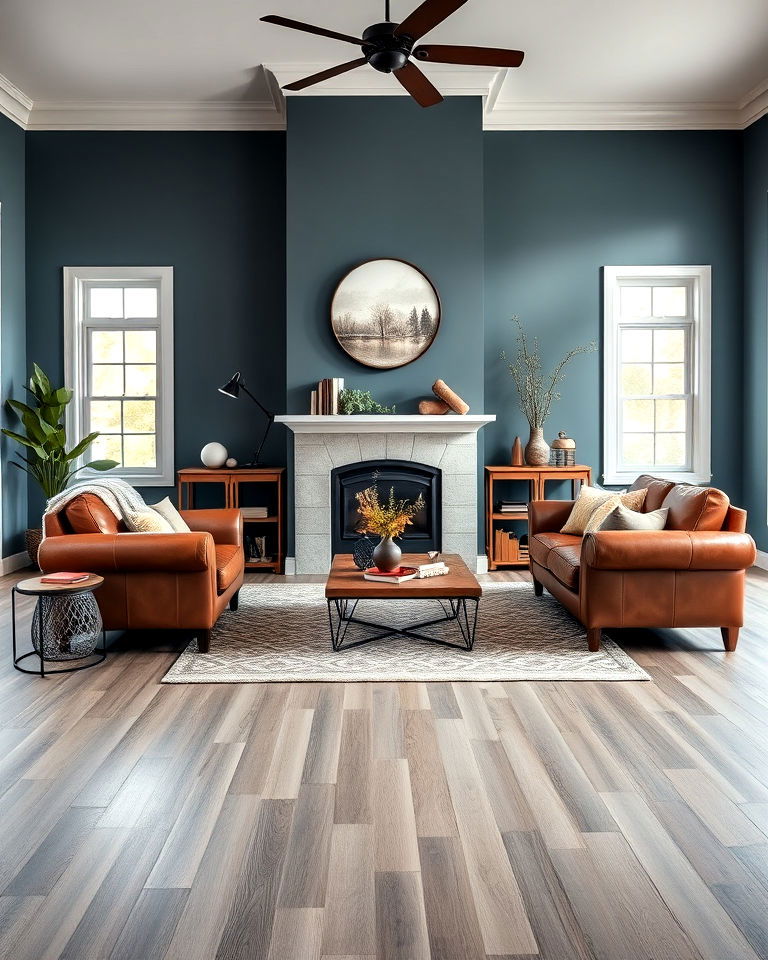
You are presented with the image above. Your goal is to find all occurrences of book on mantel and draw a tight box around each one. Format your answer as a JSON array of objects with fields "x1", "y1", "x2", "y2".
[{"x1": 311, "y1": 378, "x2": 344, "y2": 415}]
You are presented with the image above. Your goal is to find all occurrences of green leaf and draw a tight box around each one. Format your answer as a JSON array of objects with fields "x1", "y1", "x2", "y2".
[
  {"x1": 83, "y1": 459, "x2": 118, "y2": 471},
  {"x1": 53, "y1": 387, "x2": 72, "y2": 405},
  {"x1": 6, "y1": 398, "x2": 37, "y2": 420},
  {"x1": 1, "y1": 430, "x2": 48, "y2": 458},
  {"x1": 64, "y1": 431, "x2": 99, "y2": 462},
  {"x1": 31, "y1": 363, "x2": 52, "y2": 399}
]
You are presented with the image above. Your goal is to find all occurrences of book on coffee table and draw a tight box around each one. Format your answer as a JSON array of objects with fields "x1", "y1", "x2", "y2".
[{"x1": 363, "y1": 566, "x2": 418, "y2": 584}]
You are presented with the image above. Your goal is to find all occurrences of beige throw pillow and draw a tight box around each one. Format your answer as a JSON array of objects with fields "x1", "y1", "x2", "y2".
[
  {"x1": 560, "y1": 485, "x2": 647, "y2": 536},
  {"x1": 150, "y1": 496, "x2": 191, "y2": 532},
  {"x1": 124, "y1": 510, "x2": 174, "y2": 534},
  {"x1": 599, "y1": 503, "x2": 669, "y2": 531}
]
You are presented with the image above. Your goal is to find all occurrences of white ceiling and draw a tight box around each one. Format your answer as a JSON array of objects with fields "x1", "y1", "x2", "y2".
[{"x1": 1, "y1": 0, "x2": 768, "y2": 129}]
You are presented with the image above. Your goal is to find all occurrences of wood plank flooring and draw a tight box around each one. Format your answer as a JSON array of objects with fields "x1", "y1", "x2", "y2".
[{"x1": 2, "y1": 566, "x2": 768, "y2": 958}]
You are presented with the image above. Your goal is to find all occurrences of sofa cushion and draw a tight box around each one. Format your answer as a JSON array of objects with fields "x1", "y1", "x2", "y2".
[
  {"x1": 629, "y1": 475, "x2": 676, "y2": 512},
  {"x1": 599, "y1": 503, "x2": 669, "y2": 531},
  {"x1": 64, "y1": 494, "x2": 121, "y2": 534},
  {"x1": 530, "y1": 532, "x2": 581, "y2": 568},
  {"x1": 548, "y1": 543, "x2": 582, "y2": 590},
  {"x1": 662, "y1": 484, "x2": 730, "y2": 531},
  {"x1": 561, "y1": 485, "x2": 647, "y2": 535},
  {"x1": 215, "y1": 544, "x2": 244, "y2": 593}
]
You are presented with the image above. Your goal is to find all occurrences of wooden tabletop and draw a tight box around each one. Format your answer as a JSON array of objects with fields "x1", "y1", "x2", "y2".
[
  {"x1": 14, "y1": 574, "x2": 104, "y2": 596},
  {"x1": 325, "y1": 554, "x2": 482, "y2": 599}
]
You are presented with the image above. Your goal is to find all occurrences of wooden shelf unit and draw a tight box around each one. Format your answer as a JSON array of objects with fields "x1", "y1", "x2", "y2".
[
  {"x1": 177, "y1": 467, "x2": 285, "y2": 573},
  {"x1": 485, "y1": 464, "x2": 592, "y2": 570}
]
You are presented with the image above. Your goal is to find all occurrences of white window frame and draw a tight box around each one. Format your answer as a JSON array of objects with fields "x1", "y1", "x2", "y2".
[
  {"x1": 603, "y1": 265, "x2": 711, "y2": 486},
  {"x1": 63, "y1": 266, "x2": 174, "y2": 486}
]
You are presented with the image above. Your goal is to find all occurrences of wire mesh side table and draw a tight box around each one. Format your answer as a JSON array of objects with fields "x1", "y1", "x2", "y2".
[{"x1": 12, "y1": 574, "x2": 106, "y2": 676}]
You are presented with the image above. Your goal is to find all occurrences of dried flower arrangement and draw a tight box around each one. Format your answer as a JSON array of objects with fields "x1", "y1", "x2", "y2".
[{"x1": 355, "y1": 483, "x2": 425, "y2": 539}]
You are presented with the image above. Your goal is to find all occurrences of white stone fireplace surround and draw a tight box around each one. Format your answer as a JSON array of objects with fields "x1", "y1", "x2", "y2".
[{"x1": 276, "y1": 415, "x2": 496, "y2": 575}]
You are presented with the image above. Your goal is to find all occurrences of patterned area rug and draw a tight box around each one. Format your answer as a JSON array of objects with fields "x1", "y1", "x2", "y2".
[{"x1": 162, "y1": 582, "x2": 649, "y2": 683}]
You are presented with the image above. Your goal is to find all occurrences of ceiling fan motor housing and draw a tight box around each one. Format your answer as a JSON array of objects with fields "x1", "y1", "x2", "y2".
[{"x1": 362, "y1": 22, "x2": 413, "y2": 73}]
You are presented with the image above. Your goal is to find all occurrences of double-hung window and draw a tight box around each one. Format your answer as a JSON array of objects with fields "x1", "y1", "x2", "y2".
[
  {"x1": 64, "y1": 267, "x2": 174, "y2": 486},
  {"x1": 603, "y1": 265, "x2": 711, "y2": 486}
]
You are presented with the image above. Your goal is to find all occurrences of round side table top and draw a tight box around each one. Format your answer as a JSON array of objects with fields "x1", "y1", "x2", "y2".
[{"x1": 14, "y1": 574, "x2": 104, "y2": 596}]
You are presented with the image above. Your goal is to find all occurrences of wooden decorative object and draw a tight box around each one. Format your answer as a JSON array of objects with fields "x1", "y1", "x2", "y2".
[
  {"x1": 511, "y1": 436, "x2": 524, "y2": 466},
  {"x1": 432, "y1": 379, "x2": 469, "y2": 415},
  {"x1": 418, "y1": 398, "x2": 450, "y2": 415},
  {"x1": 550, "y1": 430, "x2": 577, "y2": 466}
]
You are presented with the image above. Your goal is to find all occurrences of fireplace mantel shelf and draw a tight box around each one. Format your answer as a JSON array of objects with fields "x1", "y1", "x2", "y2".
[{"x1": 276, "y1": 414, "x2": 496, "y2": 435}]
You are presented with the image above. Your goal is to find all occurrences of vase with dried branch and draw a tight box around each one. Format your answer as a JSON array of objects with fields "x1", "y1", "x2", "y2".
[{"x1": 501, "y1": 317, "x2": 597, "y2": 466}]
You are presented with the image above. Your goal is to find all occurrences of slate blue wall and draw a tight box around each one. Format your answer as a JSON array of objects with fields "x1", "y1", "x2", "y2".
[
  {"x1": 286, "y1": 97, "x2": 485, "y2": 551},
  {"x1": 0, "y1": 112, "x2": 27, "y2": 556},
  {"x1": 743, "y1": 115, "x2": 768, "y2": 551},
  {"x1": 484, "y1": 131, "x2": 744, "y2": 505},
  {"x1": 25, "y1": 131, "x2": 286, "y2": 525}
]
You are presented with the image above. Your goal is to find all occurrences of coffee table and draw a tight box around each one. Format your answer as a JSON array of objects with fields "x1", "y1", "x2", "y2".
[{"x1": 325, "y1": 553, "x2": 482, "y2": 652}]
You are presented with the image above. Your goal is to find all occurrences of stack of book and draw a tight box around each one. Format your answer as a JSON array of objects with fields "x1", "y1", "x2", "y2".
[
  {"x1": 311, "y1": 378, "x2": 344, "y2": 415},
  {"x1": 498, "y1": 499, "x2": 528, "y2": 515},
  {"x1": 494, "y1": 529, "x2": 521, "y2": 563},
  {"x1": 240, "y1": 506, "x2": 270, "y2": 519}
]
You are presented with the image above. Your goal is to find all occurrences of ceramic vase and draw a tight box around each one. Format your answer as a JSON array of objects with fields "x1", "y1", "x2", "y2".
[
  {"x1": 525, "y1": 427, "x2": 550, "y2": 466},
  {"x1": 372, "y1": 536, "x2": 402, "y2": 573}
]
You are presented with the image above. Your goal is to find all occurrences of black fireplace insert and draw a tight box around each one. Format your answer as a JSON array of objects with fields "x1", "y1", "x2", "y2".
[{"x1": 331, "y1": 459, "x2": 441, "y2": 555}]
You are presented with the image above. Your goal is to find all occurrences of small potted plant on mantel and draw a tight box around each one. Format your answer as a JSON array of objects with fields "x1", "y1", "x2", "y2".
[
  {"x1": 502, "y1": 316, "x2": 597, "y2": 466},
  {"x1": 2, "y1": 363, "x2": 118, "y2": 564},
  {"x1": 355, "y1": 479, "x2": 425, "y2": 572}
]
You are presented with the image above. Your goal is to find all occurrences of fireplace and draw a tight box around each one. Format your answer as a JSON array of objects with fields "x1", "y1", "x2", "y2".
[{"x1": 331, "y1": 459, "x2": 442, "y2": 555}]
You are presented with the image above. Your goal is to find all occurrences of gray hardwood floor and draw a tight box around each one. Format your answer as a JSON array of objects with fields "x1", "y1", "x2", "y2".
[{"x1": 1, "y1": 565, "x2": 768, "y2": 959}]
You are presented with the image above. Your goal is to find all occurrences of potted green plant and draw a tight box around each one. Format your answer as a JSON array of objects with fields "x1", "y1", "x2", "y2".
[
  {"x1": 2, "y1": 363, "x2": 118, "y2": 564},
  {"x1": 502, "y1": 317, "x2": 597, "y2": 465}
]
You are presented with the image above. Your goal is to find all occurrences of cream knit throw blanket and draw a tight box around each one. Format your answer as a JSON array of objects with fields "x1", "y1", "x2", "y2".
[{"x1": 43, "y1": 477, "x2": 148, "y2": 536}]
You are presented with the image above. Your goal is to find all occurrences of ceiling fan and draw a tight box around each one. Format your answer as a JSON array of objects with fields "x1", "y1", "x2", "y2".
[{"x1": 260, "y1": 0, "x2": 524, "y2": 107}]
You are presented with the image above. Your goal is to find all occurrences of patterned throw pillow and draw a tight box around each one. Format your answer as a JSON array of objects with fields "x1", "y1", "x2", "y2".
[
  {"x1": 560, "y1": 485, "x2": 647, "y2": 536},
  {"x1": 599, "y1": 503, "x2": 669, "y2": 531},
  {"x1": 150, "y1": 496, "x2": 191, "y2": 532},
  {"x1": 124, "y1": 510, "x2": 174, "y2": 534}
]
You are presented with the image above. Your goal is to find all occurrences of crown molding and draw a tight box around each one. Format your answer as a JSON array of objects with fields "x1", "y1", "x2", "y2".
[
  {"x1": 0, "y1": 62, "x2": 767, "y2": 131},
  {"x1": 263, "y1": 62, "x2": 499, "y2": 98},
  {"x1": 0, "y1": 72, "x2": 33, "y2": 127},
  {"x1": 483, "y1": 99, "x2": 743, "y2": 131}
]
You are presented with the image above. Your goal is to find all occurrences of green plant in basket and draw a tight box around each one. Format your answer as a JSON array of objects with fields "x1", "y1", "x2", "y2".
[{"x1": 2, "y1": 363, "x2": 118, "y2": 499}]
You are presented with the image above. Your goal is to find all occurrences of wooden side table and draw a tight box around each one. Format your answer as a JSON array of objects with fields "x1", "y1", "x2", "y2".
[
  {"x1": 485, "y1": 464, "x2": 592, "y2": 570},
  {"x1": 177, "y1": 467, "x2": 285, "y2": 573},
  {"x1": 12, "y1": 575, "x2": 106, "y2": 676}
]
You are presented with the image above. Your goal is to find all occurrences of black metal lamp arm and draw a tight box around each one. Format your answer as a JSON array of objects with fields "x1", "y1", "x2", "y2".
[{"x1": 239, "y1": 382, "x2": 275, "y2": 467}]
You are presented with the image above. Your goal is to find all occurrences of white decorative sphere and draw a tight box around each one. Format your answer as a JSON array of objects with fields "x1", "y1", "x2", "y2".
[
  {"x1": 225, "y1": 457, "x2": 238, "y2": 468},
  {"x1": 200, "y1": 442, "x2": 228, "y2": 468}
]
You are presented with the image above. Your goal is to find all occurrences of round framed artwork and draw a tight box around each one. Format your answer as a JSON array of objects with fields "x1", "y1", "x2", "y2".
[{"x1": 331, "y1": 258, "x2": 441, "y2": 369}]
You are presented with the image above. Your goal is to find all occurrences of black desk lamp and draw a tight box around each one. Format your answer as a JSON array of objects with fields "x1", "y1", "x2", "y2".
[{"x1": 218, "y1": 371, "x2": 274, "y2": 467}]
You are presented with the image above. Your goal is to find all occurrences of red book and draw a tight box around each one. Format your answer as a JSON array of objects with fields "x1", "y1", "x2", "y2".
[
  {"x1": 40, "y1": 572, "x2": 90, "y2": 584},
  {"x1": 363, "y1": 566, "x2": 418, "y2": 583}
]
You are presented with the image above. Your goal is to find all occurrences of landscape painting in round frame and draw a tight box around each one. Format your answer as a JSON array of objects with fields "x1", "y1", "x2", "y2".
[{"x1": 331, "y1": 258, "x2": 441, "y2": 369}]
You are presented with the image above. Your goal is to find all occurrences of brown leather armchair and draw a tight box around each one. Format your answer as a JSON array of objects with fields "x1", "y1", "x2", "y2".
[
  {"x1": 528, "y1": 475, "x2": 756, "y2": 652},
  {"x1": 39, "y1": 494, "x2": 244, "y2": 651}
]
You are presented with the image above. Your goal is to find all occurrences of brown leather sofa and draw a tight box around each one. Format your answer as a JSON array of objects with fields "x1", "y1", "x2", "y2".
[
  {"x1": 39, "y1": 494, "x2": 244, "y2": 651},
  {"x1": 528, "y1": 475, "x2": 755, "y2": 652}
]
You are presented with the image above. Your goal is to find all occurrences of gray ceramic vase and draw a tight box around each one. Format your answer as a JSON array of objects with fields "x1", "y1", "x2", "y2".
[{"x1": 372, "y1": 536, "x2": 402, "y2": 572}]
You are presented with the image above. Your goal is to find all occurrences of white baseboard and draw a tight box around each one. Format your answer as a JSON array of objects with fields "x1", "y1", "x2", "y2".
[
  {"x1": 1, "y1": 551, "x2": 30, "y2": 576},
  {"x1": 476, "y1": 555, "x2": 489, "y2": 575},
  {"x1": 284, "y1": 557, "x2": 296, "y2": 576},
  {"x1": 754, "y1": 550, "x2": 768, "y2": 571}
]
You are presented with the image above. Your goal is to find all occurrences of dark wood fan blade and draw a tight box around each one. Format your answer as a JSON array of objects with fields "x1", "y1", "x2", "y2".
[
  {"x1": 260, "y1": 15, "x2": 365, "y2": 46},
  {"x1": 394, "y1": 0, "x2": 469, "y2": 41},
  {"x1": 414, "y1": 44, "x2": 524, "y2": 67},
  {"x1": 283, "y1": 58, "x2": 368, "y2": 92},
  {"x1": 394, "y1": 61, "x2": 443, "y2": 107}
]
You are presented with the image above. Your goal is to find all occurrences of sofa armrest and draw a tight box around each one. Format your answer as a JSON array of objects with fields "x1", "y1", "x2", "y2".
[
  {"x1": 582, "y1": 529, "x2": 756, "y2": 571},
  {"x1": 39, "y1": 531, "x2": 216, "y2": 574},
  {"x1": 180, "y1": 509, "x2": 243, "y2": 546},
  {"x1": 529, "y1": 500, "x2": 574, "y2": 537}
]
